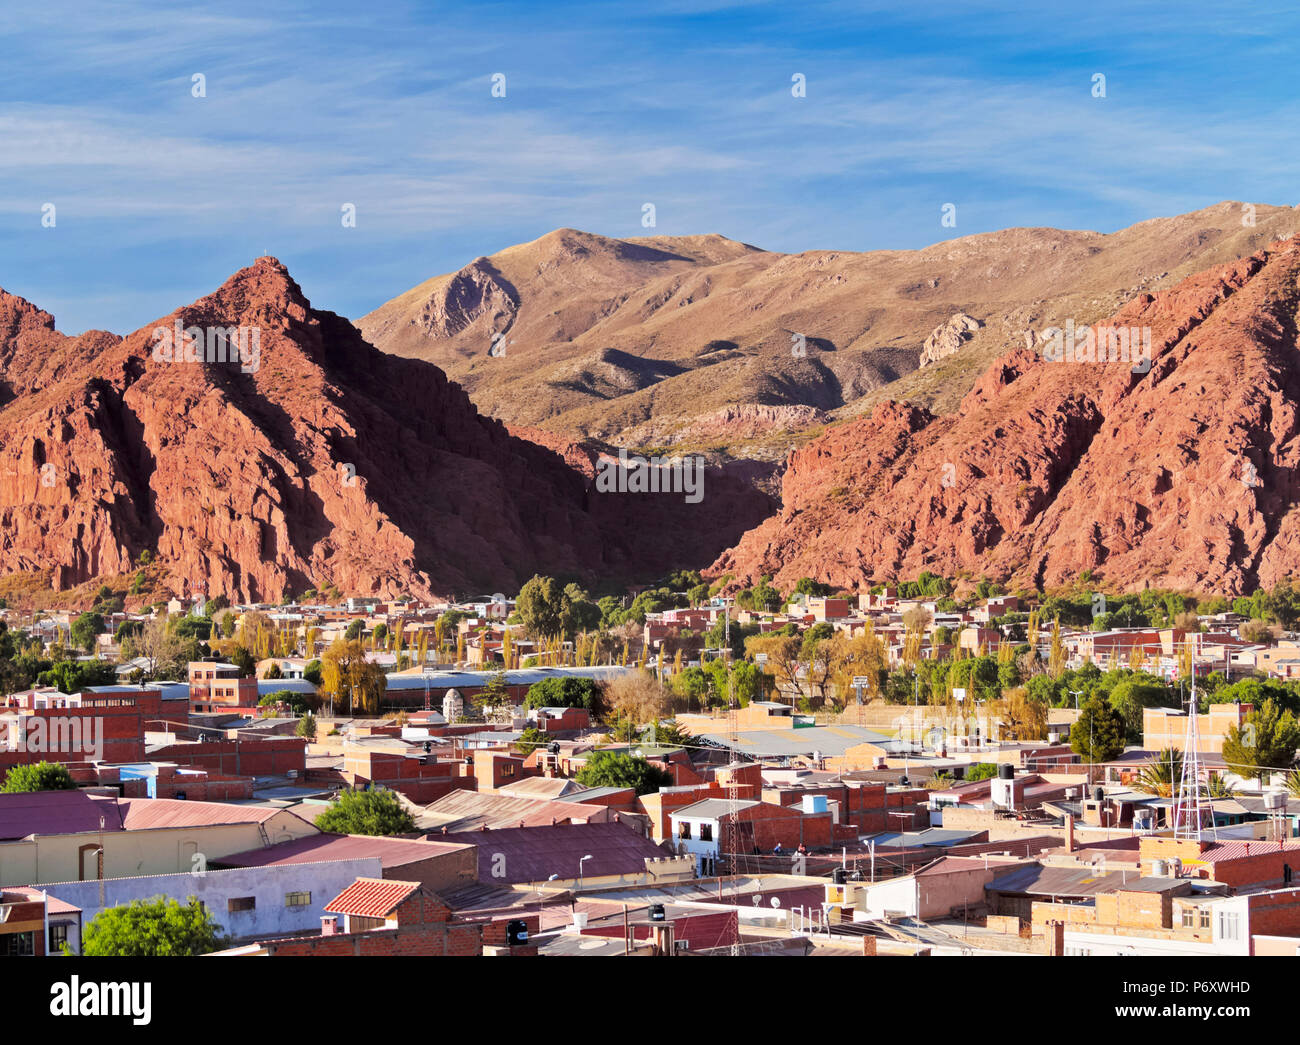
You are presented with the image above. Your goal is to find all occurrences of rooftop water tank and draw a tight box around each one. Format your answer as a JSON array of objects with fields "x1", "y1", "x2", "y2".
[
  {"x1": 998, "y1": 763, "x2": 1014, "y2": 780},
  {"x1": 803, "y1": 794, "x2": 829, "y2": 814}
]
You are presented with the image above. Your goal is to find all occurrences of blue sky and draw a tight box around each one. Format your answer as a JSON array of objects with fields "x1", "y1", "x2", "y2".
[{"x1": 2, "y1": 0, "x2": 1298, "y2": 334}]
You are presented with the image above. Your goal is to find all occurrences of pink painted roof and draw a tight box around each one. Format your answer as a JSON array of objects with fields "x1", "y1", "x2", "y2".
[
  {"x1": 0, "y1": 791, "x2": 123, "y2": 840},
  {"x1": 217, "y1": 833, "x2": 471, "y2": 869}
]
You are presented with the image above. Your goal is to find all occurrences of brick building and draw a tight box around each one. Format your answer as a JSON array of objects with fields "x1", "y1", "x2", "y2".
[
  {"x1": 224, "y1": 878, "x2": 503, "y2": 957},
  {"x1": 188, "y1": 660, "x2": 259, "y2": 714}
]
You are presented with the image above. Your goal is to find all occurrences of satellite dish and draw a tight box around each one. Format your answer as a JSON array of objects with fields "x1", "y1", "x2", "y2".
[
  {"x1": 770, "y1": 897, "x2": 781, "y2": 908},
  {"x1": 751, "y1": 895, "x2": 762, "y2": 906}
]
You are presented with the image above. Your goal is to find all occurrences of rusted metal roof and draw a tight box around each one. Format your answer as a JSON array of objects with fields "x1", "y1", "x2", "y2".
[{"x1": 440, "y1": 821, "x2": 673, "y2": 884}]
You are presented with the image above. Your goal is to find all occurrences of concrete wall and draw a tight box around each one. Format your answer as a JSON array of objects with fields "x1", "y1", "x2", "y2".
[
  {"x1": 48, "y1": 857, "x2": 379, "y2": 953},
  {"x1": 0, "y1": 810, "x2": 318, "y2": 887}
]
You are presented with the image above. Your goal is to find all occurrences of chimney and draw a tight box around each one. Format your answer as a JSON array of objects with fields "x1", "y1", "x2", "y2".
[
  {"x1": 321, "y1": 915, "x2": 339, "y2": 936},
  {"x1": 1065, "y1": 814, "x2": 1075, "y2": 853},
  {"x1": 1045, "y1": 920, "x2": 1065, "y2": 957}
]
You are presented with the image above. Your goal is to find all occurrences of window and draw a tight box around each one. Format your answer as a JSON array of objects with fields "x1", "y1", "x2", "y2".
[
  {"x1": 1, "y1": 931, "x2": 35, "y2": 956},
  {"x1": 1180, "y1": 909, "x2": 1194, "y2": 928},
  {"x1": 700, "y1": 823, "x2": 713, "y2": 842},
  {"x1": 48, "y1": 923, "x2": 68, "y2": 953},
  {"x1": 1199, "y1": 909, "x2": 1211, "y2": 929},
  {"x1": 678, "y1": 822, "x2": 692, "y2": 840},
  {"x1": 1217, "y1": 911, "x2": 1241, "y2": 941},
  {"x1": 228, "y1": 896, "x2": 256, "y2": 913},
  {"x1": 285, "y1": 891, "x2": 311, "y2": 907}
]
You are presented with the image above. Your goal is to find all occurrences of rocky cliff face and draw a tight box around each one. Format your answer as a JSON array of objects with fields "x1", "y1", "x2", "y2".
[
  {"x1": 920, "y1": 312, "x2": 982, "y2": 366},
  {"x1": 712, "y1": 235, "x2": 1300, "y2": 597},
  {"x1": 0, "y1": 261, "x2": 773, "y2": 603}
]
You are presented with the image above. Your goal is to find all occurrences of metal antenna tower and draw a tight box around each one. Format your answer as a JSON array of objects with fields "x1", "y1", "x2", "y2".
[{"x1": 1172, "y1": 635, "x2": 1215, "y2": 841}]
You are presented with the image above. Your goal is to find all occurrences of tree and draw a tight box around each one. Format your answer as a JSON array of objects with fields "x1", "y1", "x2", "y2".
[
  {"x1": 320, "y1": 639, "x2": 388, "y2": 716},
  {"x1": 1222, "y1": 699, "x2": 1300, "y2": 776},
  {"x1": 745, "y1": 634, "x2": 806, "y2": 701},
  {"x1": 575, "y1": 750, "x2": 671, "y2": 795},
  {"x1": 36, "y1": 658, "x2": 117, "y2": 694},
  {"x1": 1240, "y1": 618, "x2": 1274, "y2": 645},
  {"x1": 990, "y1": 687, "x2": 1047, "y2": 740},
  {"x1": 227, "y1": 645, "x2": 256, "y2": 677},
  {"x1": 1205, "y1": 772, "x2": 1236, "y2": 798},
  {"x1": 514, "y1": 726, "x2": 549, "y2": 754},
  {"x1": 135, "y1": 615, "x2": 189, "y2": 679},
  {"x1": 1, "y1": 761, "x2": 77, "y2": 793},
  {"x1": 295, "y1": 714, "x2": 317, "y2": 740},
  {"x1": 514, "y1": 575, "x2": 600, "y2": 640},
  {"x1": 963, "y1": 762, "x2": 999, "y2": 782},
  {"x1": 1134, "y1": 747, "x2": 1184, "y2": 797},
  {"x1": 605, "y1": 671, "x2": 670, "y2": 726},
  {"x1": 1070, "y1": 695, "x2": 1126, "y2": 769},
  {"x1": 315, "y1": 788, "x2": 415, "y2": 836},
  {"x1": 522, "y1": 676, "x2": 605, "y2": 714},
  {"x1": 1109, "y1": 678, "x2": 1174, "y2": 743},
  {"x1": 70, "y1": 612, "x2": 105, "y2": 654},
  {"x1": 79, "y1": 896, "x2": 226, "y2": 956},
  {"x1": 217, "y1": 609, "x2": 237, "y2": 640},
  {"x1": 515, "y1": 575, "x2": 567, "y2": 639}
]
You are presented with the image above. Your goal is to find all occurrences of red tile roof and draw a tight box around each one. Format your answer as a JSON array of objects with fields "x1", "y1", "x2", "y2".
[
  {"x1": 3, "y1": 886, "x2": 81, "y2": 915},
  {"x1": 324, "y1": 877, "x2": 420, "y2": 919}
]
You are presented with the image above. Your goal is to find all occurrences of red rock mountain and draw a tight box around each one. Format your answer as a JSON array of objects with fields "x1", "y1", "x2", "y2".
[
  {"x1": 0, "y1": 261, "x2": 773, "y2": 603},
  {"x1": 713, "y1": 234, "x2": 1300, "y2": 597}
]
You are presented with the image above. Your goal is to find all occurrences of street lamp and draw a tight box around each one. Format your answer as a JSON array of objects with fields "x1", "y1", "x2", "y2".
[
  {"x1": 578, "y1": 854, "x2": 592, "y2": 890},
  {"x1": 537, "y1": 873, "x2": 559, "y2": 924},
  {"x1": 1069, "y1": 689, "x2": 1083, "y2": 710}
]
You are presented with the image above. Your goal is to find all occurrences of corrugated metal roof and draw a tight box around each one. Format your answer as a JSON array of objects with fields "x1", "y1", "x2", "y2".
[
  {"x1": 383, "y1": 666, "x2": 632, "y2": 691},
  {"x1": 418, "y1": 791, "x2": 613, "y2": 833},
  {"x1": 439, "y1": 821, "x2": 672, "y2": 884},
  {"x1": 697, "y1": 724, "x2": 891, "y2": 758},
  {"x1": 987, "y1": 863, "x2": 1138, "y2": 896},
  {"x1": 324, "y1": 877, "x2": 420, "y2": 919},
  {"x1": 0, "y1": 791, "x2": 123, "y2": 840},
  {"x1": 118, "y1": 798, "x2": 286, "y2": 830},
  {"x1": 256, "y1": 679, "x2": 317, "y2": 695},
  {"x1": 496, "y1": 778, "x2": 595, "y2": 800},
  {"x1": 1197, "y1": 838, "x2": 1300, "y2": 863},
  {"x1": 215, "y1": 833, "x2": 472, "y2": 869},
  {"x1": 672, "y1": 799, "x2": 760, "y2": 820},
  {"x1": 869, "y1": 828, "x2": 983, "y2": 849}
]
